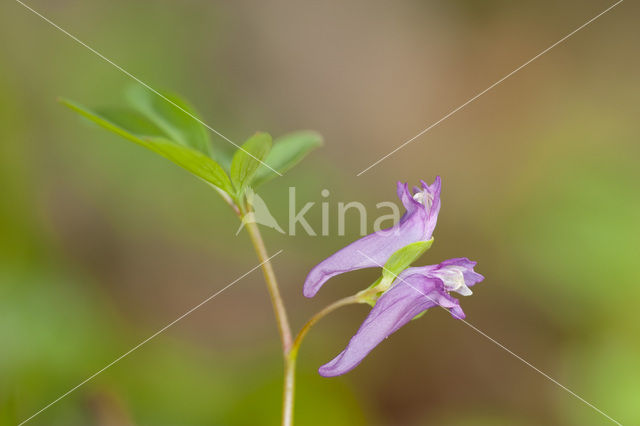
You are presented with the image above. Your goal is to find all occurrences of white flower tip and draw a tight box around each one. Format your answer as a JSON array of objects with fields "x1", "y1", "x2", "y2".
[
  {"x1": 456, "y1": 285, "x2": 473, "y2": 296},
  {"x1": 436, "y1": 266, "x2": 473, "y2": 296},
  {"x1": 412, "y1": 190, "x2": 434, "y2": 208}
]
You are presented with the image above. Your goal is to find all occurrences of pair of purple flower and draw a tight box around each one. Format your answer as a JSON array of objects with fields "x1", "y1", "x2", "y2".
[{"x1": 303, "y1": 177, "x2": 483, "y2": 377}]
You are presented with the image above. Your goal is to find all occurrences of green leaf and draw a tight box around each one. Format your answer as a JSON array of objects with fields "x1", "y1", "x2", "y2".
[
  {"x1": 60, "y1": 98, "x2": 234, "y2": 195},
  {"x1": 379, "y1": 239, "x2": 434, "y2": 291},
  {"x1": 252, "y1": 131, "x2": 323, "y2": 187},
  {"x1": 229, "y1": 132, "x2": 272, "y2": 194},
  {"x1": 125, "y1": 85, "x2": 213, "y2": 157},
  {"x1": 95, "y1": 107, "x2": 167, "y2": 137}
]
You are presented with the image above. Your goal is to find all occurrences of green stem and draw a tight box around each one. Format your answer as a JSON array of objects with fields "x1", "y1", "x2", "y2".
[
  {"x1": 244, "y1": 219, "x2": 293, "y2": 353},
  {"x1": 241, "y1": 206, "x2": 369, "y2": 426},
  {"x1": 289, "y1": 295, "x2": 361, "y2": 360},
  {"x1": 281, "y1": 295, "x2": 361, "y2": 426},
  {"x1": 242, "y1": 216, "x2": 296, "y2": 426},
  {"x1": 282, "y1": 354, "x2": 296, "y2": 426}
]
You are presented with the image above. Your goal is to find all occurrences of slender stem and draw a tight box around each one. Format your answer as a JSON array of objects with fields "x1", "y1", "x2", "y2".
[
  {"x1": 241, "y1": 205, "x2": 367, "y2": 426},
  {"x1": 282, "y1": 354, "x2": 296, "y2": 426},
  {"x1": 280, "y1": 295, "x2": 361, "y2": 426},
  {"x1": 244, "y1": 219, "x2": 293, "y2": 353},
  {"x1": 243, "y1": 216, "x2": 297, "y2": 426},
  {"x1": 289, "y1": 295, "x2": 361, "y2": 359}
]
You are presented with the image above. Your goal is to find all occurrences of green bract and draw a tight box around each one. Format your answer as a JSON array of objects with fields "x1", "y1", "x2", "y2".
[
  {"x1": 379, "y1": 239, "x2": 434, "y2": 291},
  {"x1": 357, "y1": 239, "x2": 434, "y2": 306}
]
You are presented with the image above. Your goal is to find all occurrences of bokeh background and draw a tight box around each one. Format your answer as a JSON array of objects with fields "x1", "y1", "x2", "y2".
[{"x1": 1, "y1": 0, "x2": 638, "y2": 425}]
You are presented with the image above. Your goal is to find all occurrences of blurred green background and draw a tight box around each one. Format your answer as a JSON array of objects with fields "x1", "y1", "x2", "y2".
[{"x1": 1, "y1": 0, "x2": 638, "y2": 425}]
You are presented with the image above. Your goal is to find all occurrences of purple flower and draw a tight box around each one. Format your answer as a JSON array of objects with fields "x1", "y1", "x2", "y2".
[
  {"x1": 318, "y1": 258, "x2": 483, "y2": 377},
  {"x1": 303, "y1": 177, "x2": 442, "y2": 298}
]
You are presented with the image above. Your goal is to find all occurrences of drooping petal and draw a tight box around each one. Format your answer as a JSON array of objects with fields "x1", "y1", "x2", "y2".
[
  {"x1": 303, "y1": 217, "x2": 425, "y2": 297},
  {"x1": 303, "y1": 178, "x2": 442, "y2": 298},
  {"x1": 318, "y1": 275, "x2": 463, "y2": 377}
]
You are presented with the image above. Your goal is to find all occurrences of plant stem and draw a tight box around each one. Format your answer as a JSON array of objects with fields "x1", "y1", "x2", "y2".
[
  {"x1": 281, "y1": 295, "x2": 361, "y2": 426},
  {"x1": 243, "y1": 218, "x2": 297, "y2": 426},
  {"x1": 289, "y1": 295, "x2": 361, "y2": 359},
  {"x1": 244, "y1": 220, "x2": 293, "y2": 353},
  {"x1": 242, "y1": 209, "x2": 367, "y2": 426},
  {"x1": 282, "y1": 353, "x2": 296, "y2": 426}
]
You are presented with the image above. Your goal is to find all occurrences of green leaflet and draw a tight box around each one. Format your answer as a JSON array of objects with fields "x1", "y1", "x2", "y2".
[
  {"x1": 60, "y1": 98, "x2": 234, "y2": 195},
  {"x1": 125, "y1": 85, "x2": 213, "y2": 157},
  {"x1": 229, "y1": 132, "x2": 272, "y2": 195},
  {"x1": 95, "y1": 107, "x2": 167, "y2": 137},
  {"x1": 61, "y1": 89, "x2": 324, "y2": 205},
  {"x1": 251, "y1": 131, "x2": 323, "y2": 188}
]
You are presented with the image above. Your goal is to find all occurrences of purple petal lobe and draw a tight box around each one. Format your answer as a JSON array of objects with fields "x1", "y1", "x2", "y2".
[
  {"x1": 303, "y1": 177, "x2": 442, "y2": 298},
  {"x1": 406, "y1": 257, "x2": 484, "y2": 294},
  {"x1": 318, "y1": 275, "x2": 463, "y2": 377}
]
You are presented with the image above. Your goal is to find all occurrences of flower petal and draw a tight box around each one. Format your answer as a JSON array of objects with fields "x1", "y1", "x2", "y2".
[
  {"x1": 303, "y1": 178, "x2": 441, "y2": 298},
  {"x1": 397, "y1": 181, "x2": 421, "y2": 213},
  {"x1": 303, "y1": 214, "x2": 427, "y2": 297},
  {"x1": 406, "y1": 257, "x2": 484, "y2": 295},
  {"x1": 436, "y1": 257, "x2": 485, "y2": 288},
  {"x1": 318, "y1": 275, "x2": 464, "y2": 377},
  {"x1": 422, "y1": 176, "x2": 441, "y2": 234}
]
